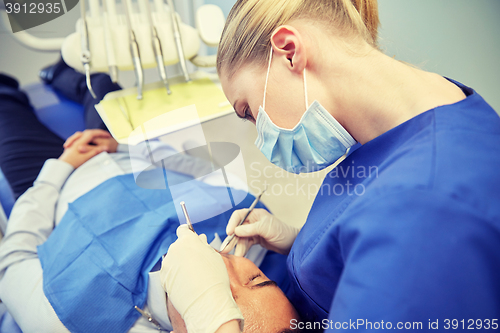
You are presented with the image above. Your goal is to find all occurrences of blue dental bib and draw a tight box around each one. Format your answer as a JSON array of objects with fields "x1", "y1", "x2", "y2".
[{"x1": 38, "y1": 170, "x2": 260, "y2": 333}]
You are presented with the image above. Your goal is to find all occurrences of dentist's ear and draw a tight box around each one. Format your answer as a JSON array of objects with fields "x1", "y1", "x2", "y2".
[{"x1": 270, "y1": 25, "x2": 307, "y2": 74}]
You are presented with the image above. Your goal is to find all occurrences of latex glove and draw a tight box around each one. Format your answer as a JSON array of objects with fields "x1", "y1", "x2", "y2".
[
  {"x1": 160, "y1": 225, "x2": 244, "y2": 333},
  {"x1": 220, "y1": 208, "x2": 299, "y2": 256}
]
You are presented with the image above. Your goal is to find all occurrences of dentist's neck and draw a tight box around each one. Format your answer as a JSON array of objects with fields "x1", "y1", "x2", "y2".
[{"x1": 309, "y1": 39, "x2": 464, "y2": 145}]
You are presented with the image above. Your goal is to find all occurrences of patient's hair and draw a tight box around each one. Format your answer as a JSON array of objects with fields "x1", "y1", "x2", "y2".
[{"x1": 217, "y1": 0, "x2": 380, "y2": 79}]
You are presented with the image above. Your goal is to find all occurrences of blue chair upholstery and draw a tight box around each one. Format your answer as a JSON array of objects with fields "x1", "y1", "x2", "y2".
[
  {"x1": 0, "y1": 303, "x2": 22, "y2": 333},
  {"x1": 23, "y1": 83, "x2": 86, "y2": 141},
  {"x1": 0, "y1": 169, "x2": 15, "y2": 218},
  {"x1": 0, "y1": 83, "x2": 85, "y2": 218}
]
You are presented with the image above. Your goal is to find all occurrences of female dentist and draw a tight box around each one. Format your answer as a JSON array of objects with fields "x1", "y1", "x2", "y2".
[{"x1": 161, "y1": 0, "x2": 500, "y2": 331}]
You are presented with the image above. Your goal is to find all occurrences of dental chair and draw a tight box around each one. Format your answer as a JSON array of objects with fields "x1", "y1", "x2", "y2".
[
  {"x1": 0, "y1": 83, "x2": 85, "y2": 333},
  {"x1": 0, "y1": 83, "x2": 85, "y2": 224}
]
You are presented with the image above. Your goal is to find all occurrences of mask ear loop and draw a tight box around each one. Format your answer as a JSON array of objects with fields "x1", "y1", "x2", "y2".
[
  {"x1": 263, "y1": 47, "x2": 309, "y2": 110},
  {"x1": 303, "y1": 68, "x2": 308, "y2": 109},
  {"x1": 262, "y1": 47, "x2": 274, "y2": 110}
]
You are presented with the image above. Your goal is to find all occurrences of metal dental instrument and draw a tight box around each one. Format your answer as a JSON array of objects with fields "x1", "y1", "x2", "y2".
[
  {"x1": 142, "y1": 0, "x2": 171, "y2": 94},
  {"x1": 123, "y1": 0, "x2": 144, "y2": 100},
  {"x1": 134, "y1": 306, "x2": 162, "y2": 329},
  {"x1": 79, "y1": 0, "x2": 97, "y2": 99},
  {"x1": 102, "y1": 0, "x2": 119, "y2": 83},
  {"x1": 180, "y1": 201, "x2": 195, "y2": 233},
  {"x1": 219, "y1": 186, "x2": 268, "y2": 253},
  {"x1": 165, "y1": 0, "x2": 190, "y2": 82}
]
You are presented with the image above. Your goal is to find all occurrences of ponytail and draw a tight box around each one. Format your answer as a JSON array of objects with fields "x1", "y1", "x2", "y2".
[{"x1": 350, "y1": 0, "x2": 379, "y2": 46}]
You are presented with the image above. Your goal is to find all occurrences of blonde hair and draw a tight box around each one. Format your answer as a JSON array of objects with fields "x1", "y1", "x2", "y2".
[{"x1": 217, "y1": 0, "x2": 379, "y2": 78}]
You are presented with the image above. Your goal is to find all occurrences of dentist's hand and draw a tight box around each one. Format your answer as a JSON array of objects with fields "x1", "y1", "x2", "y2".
[
  {"x1": 221, "y1": 209, "x2": 300, "y2": 256},
  {"x1": 160, "y1": 226, "x2": 244, "y2": 333}
]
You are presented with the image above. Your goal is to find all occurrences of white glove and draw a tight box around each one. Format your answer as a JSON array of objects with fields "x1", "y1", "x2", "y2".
[
  {"x1": 220, "y1": 208, "x2": 299, "y2": 256},
  {"x1": 160, "y1": 225, "x2": 244, "y2": 333}
]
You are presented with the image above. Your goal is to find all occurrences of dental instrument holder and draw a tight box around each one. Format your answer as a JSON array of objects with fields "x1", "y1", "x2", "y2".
[
  {"x1": 123, "y1": 0, "x2": 144, "y2": 100},
  {"x1": 79, "y1": 0, "x2": 97, "y2": 99},
  {"x1": 59, "y1": 3, "x2": 226, "y2": 97}
]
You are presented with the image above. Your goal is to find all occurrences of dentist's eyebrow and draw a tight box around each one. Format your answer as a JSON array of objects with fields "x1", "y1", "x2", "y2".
[{"x1": 251, "y1": 280, "x2": 278, "y2": 290}]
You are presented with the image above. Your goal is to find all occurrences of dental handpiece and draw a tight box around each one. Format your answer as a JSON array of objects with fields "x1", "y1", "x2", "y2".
[
  {"x1": 129, "y1": 31, "x2": 144, "y2": 100},
  {"x1": 165, "y1": 0, "x2": 190, "y2": 82},
  {"x1": 79, "y1": 0, "x2": 97, "y2": 99},
  {"x1": 102, "y1": 0, "x2": 119, "y2": 83},
  {"x1": 123, "y1": 0, "x2": 144, "y2": 100},
  {"x1": 151, "y1": 27, "x2": 172, "y2": 94},
  {"x1": 141, "y1": 0, "x2": 171, "y2": 94}
]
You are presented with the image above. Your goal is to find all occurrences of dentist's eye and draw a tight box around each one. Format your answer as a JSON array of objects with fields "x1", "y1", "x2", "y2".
[{"x1": 244, "y1": 106, "x2": 254, "y2": 122}]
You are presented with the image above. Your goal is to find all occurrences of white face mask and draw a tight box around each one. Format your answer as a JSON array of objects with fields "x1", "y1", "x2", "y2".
[{"x1": 254, "y1": 48, "x2": 357, "y2": 174}]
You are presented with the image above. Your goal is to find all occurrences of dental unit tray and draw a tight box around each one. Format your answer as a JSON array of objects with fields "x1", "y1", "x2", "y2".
[{"x1": 95, "y1": 72, "x2": 233, "y2": 144}]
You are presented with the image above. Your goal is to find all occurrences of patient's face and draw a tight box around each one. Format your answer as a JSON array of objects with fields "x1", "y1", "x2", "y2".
[{"x1": 167, "y1": 253, "x2": 298, "y2": 333}]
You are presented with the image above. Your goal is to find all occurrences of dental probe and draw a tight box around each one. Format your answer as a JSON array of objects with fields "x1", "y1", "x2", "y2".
[
  {"x1": 79, "y1": 0, "x2": 97, "y2": 99},
  {"x1": 165, "y1": 0, "x2": 190, "y2": 82},
  {"x1": 142, "y1": 0, "x2": 171, "y2": 94},
  {"x1": 180, "y1": 201, "x2": 195, "y2": 233},
  {"x1": 219, "y1": 186, "x2": 268, "y2": 253},
  {"x1": 123, "y1": 0, "x2": 144, "y2": 100}
]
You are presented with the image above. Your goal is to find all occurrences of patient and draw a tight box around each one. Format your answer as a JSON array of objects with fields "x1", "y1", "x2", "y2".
[{"x1": 0, "y1": 68, "x2": 299, "y2": 332}]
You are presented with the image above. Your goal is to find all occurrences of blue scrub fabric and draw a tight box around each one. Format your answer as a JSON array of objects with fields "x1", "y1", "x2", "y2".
[
  {"x1": 38, "y1": 170, "x2": 264, "y2": 333},
  {"x1": 286, "y1": 80, "x2": 500, "y2": 331}
]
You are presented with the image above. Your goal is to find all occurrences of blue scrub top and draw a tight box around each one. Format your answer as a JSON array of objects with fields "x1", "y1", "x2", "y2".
[{"x1": 287, "y1": 80, "x2": 500, "y2": 331}]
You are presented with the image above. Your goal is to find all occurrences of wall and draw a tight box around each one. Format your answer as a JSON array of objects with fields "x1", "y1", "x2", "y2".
[{"x1": 378, "y1": 0, "x2": 500, "y2": 112}]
